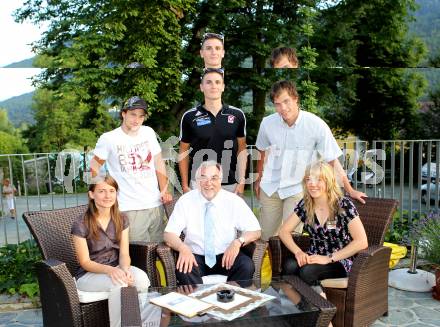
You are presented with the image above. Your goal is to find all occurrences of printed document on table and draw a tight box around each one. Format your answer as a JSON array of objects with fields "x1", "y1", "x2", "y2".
[{"x1": 150, "y1": 292, "x2": 213, "y2": 318}]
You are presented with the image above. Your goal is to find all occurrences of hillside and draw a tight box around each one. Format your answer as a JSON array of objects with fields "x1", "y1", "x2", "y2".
[
  {"x1": 0, "y1": 92, "x2": 34, "y2": 127},
  {"x1": 0, "y1": 1, "x2": 437, "y2": 127},
  {"x1": 408, "y1": 0, "x2": 440, "y2": 98},
  {"x1": 410, "y1": 0, "x2": 440, "y2": 63},
  {"x1": 3, "y1": 57, "x2": 35, "y2": 68}
]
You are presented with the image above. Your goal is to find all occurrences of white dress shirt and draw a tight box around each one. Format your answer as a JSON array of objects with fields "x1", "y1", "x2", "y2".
[
  {"x1": 256, "y1": 110, "x2": 342, "y2": 199},
  {"x1": 165, "y1": 189, "x2": 261, "y2": 255}
]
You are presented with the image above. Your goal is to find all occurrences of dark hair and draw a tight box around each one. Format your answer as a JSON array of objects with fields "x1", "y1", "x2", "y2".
[
  {"x1": 84, "y1": 175, "x2": 124, "y2": 242},
  {"x1": 270, "y1": 80, "x2": 299, "y2": 102},
  {"x1": 201, "y1": 67, "x2": 224, "y2": 81},
  {"x1": 119, "y1": 96, "x2": 148, "y2": 120},
  {"x1": 119, "y1": 108, "x2": 148, "y2": 120},
  {"x1": 201, "y1": 33, "x2": 224, "y2": 46},
  {"x1": 270, "y1": 47, "x2": 299, "y2": 67}
]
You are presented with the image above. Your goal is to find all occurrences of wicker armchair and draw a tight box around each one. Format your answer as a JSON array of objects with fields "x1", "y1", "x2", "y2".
[
  {"x1": 158, "y1": 195, "x2": 268, "y2": 287},
  {"x1": 269, "y1": 197, "x2": 398, "y2": 327},
  {"x1": 23, "y1": 205, "x2": 160, "y2": 327}
]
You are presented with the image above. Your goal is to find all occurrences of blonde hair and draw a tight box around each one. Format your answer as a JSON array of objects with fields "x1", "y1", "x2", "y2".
[{"x1": 302, "y1": 161, "x2": 343, "y2": 225}]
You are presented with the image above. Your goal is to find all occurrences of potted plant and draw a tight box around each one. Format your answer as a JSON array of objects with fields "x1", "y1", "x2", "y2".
[{"x1": 412, "y1": 210, "x2": 440, "y2": 300}]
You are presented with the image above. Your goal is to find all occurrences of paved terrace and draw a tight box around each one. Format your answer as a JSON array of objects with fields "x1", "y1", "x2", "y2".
[
  {"x1": 1, "y1": 285, "x2": 439, "y2": 326},
  {"x1": 1, "y1": 194, "x2": 439, "y2": 326}
]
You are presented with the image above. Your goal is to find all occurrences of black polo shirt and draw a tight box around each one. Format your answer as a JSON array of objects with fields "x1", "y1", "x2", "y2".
[{"x1": 179, "y1": 103, "x2": 246, "y2": 185}]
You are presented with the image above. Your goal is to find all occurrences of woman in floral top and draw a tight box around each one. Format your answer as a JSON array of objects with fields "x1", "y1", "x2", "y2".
[{"x1": 279, "y1": 161, "x2": 368, "y2": 287}]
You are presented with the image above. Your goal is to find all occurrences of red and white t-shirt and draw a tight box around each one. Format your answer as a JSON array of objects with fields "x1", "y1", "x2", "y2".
[{"x1": 93, "y1": 126, "x2": 162, "y2": 211}]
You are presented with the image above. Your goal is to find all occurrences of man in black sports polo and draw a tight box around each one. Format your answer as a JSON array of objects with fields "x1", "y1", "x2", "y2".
[
  {"x1": 179, "y1": 68, "x2": 247, "y2": 195},
  {"x1": 200, "y1": 33, "x2": 224, "y2": 69}
]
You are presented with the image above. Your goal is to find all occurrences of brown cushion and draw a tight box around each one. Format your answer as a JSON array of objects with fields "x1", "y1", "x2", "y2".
[{"x1": 321, "y1": 277, "x2": 348, "y2": 289}]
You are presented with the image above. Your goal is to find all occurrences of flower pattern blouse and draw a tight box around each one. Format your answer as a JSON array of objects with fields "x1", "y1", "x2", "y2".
[{"x1": 294, "y1": 196, "x2": 359, "y2": 273}]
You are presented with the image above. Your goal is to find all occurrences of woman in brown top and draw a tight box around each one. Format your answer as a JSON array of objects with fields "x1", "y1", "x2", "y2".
[{"x1": 71, "y1": 175, "x2": 150, "y2": 327}]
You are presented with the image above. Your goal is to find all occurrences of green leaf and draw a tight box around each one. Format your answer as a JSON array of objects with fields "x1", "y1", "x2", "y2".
[{"x1": 19, "y1": 283, "x2": 40, "y2": 298}]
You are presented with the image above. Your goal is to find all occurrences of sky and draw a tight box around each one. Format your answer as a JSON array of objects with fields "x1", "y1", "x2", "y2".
[{"x1": 0, "y1": 1, "x2": 46, "y2": 101}]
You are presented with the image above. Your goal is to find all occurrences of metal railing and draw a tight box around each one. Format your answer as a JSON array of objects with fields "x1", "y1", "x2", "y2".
[
  {"x1": 1, "y1": 139, "x2": 439, "y2": 245},
  {"x1": 340, "y1": 140, "x2": 440, "y2": 220}
]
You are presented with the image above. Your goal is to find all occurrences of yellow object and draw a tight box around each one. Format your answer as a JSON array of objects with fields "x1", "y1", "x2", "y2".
[
  {"x1": 156, "y1": 260, "x2": 167, "y2": 286},
  {"x1": 158, "y1": 243, "x2": 405, "y2": 287},
  {"x1": 384, "y1": 242, "x2": 407, "y2": 268},
  {"x1": 261, "y1": 249, "x2": 272, "y2": 285},
  {"x1": 157, "y1": 250, "x2": 273, "y2": 287}
]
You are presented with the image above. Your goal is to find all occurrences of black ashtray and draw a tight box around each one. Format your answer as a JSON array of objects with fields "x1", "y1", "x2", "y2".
[{"x1": 216, "y1": 289, "x2": 235, "y2": 303}]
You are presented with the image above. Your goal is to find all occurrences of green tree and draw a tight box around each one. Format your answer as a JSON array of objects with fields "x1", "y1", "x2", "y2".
[
  {"x1": 298, "y1": 4, "x2": 319, "y2": 114},
  {"x1": 17, "y1": 0, "x2": 319, "y2": 143},
  {"x1": 313, "y1": 0, "x2": 427, "y2": 141},
  {"x1": 0, "y1": 109, "x2": 29, "y2": 154},
  {"x1": 0, "y1": 132, "x2": 28, "y2": 154},
  {"x1": 15, "y1": 0, "x2": 195, "y2": 144},
  {"x1": 0, "y1": 109, "x2": 15, "y2": 134},
  {"x1": 175, "y1": 0, "x2": 427, "y2": 142},
  {"x1": 23, "y1": 88, "x2": 94, "y2": 152},
  {"x1": 409, "y1": 0, "x2": 440, "y2": 67},
  {"x1": 15, "y1": 0, "x2": 429, "y2": 145},
  {"x1": 175, "y1": 0, "x2": 315, "y2": 142},
  {"x1": 0, "y1": 133, "x2": 28, "y2": 192},
  {"x1": 349, "y1": 68, "x2": 426, "y2": 141},
  {"x1": 417, "y1": 86, "x2": 440, "y2": 139}
]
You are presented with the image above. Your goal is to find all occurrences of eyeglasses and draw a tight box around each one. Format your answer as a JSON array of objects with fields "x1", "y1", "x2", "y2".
[
  {"x1": 201, "y1": 68, "x2": 224, "y2": 80},
  {"x1": 198, "y1": 175, "x2": 221, "y2": 183},
  {"x1": 201, "y1": 33, "x2": 224, "y2": 45}
]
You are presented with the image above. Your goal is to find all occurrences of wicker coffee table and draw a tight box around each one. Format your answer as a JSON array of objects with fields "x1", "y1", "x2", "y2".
[{"x1": 132, "y1": 276, "x2": 335, "y2": 327}]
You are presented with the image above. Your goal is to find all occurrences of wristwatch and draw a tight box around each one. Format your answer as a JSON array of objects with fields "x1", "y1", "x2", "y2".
[
  {"x1": 237, "y1": 236, "x2": 245, "y2": 247},
  {"x1": 328, "y1": 253, "x2": 334, "y2": 263}
]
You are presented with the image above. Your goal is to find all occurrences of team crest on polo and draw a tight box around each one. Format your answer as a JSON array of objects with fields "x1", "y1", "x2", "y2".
[{"x1": 227, "y1": 115, "x2": 235, "y2": 124}]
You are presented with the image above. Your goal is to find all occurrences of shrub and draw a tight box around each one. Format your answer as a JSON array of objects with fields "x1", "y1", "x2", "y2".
[
  {"x1": 0, "y1": 239, "x2": 41, "y2": 298},
  {"x1": 385, "y1": 210, "x2": 422, "y2": 244},
  {"x1": 411, "y1": 210, "x2": 440, "y2": 266}
]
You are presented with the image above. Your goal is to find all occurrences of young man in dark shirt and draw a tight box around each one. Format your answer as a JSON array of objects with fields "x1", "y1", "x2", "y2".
[{"x1": 179, "y1": 68, "x2": 247, "y2": 195}]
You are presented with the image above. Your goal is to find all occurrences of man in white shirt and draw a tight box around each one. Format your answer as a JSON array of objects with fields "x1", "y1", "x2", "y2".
[
  {"x1": 164, "y1": 161, "x2": 261, "y2": 286},
  {"x1": 255, "y1": 80, "x2": 367, "y2": 240},
  {"x1": 91, "y1": 96, "x2": 172, "y2": 242},
  {"x1": 270, "y1": 47, "x2": 299, "y2": 68}
]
